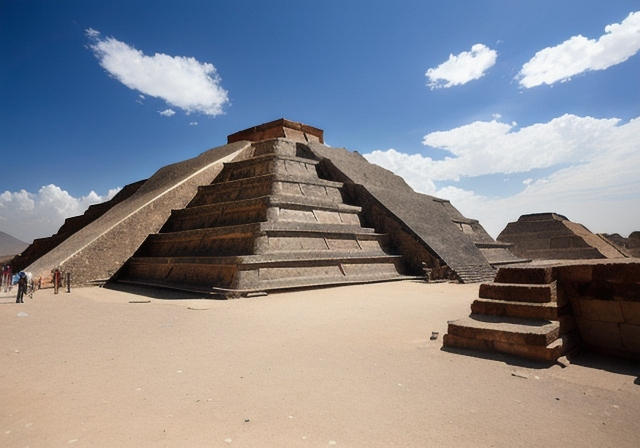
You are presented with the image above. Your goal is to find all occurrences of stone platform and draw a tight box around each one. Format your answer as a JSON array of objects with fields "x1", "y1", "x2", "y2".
[{"x1": 444, "y1": 259, "x2": 640, "y2": 362}]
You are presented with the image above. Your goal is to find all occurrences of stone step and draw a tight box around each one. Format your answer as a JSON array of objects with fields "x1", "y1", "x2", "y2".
[
  {"x1": 494, "y1": 266, "x2": 556, "y2": 284},
  {"x1": 443, "y1": 332, "x2": 568, "y2": 363},
  {"x1": 162, "y1": 195, "x2": 362, "y2": 233},
  {"x1": 214, "y1": 153, "x2": 320, "y2": 183},
  {"x1": 249, "y1": 136, "x2": 310, "y2": 158},
  {"x1": 446, "y1": 314, "x2": 560, "y2": 347},
  {"x1": 190, "y1": 173, "x2": 344, "y2": 207},
  {"x1": 475, "y1": 241, "x2": 515, "y2": 249},
  {"x1": 121, "y1": 253, "x2": 408, "y2": 292},
  {"x1": 478, "y1": 282, "x2": 557, "y2": 303},
  {"x1": 451, "y1": 264, "x2": 497, "y2": 283},
  {"x1": 137, "y1": 222, "x2": 386, "y2": 258},
  {"x1": 471, "y1": 298, "x2": 561, "y2": 320}
]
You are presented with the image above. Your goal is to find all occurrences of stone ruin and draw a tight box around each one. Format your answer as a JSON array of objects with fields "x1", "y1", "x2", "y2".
[
  {"x1": 20, "y1": 119, "x2": 523, "y2": 294},
  {"x1": 497, "y1": 213, "x2": 629, "y2": 260},
  {"x1": 443, "y1": 259, "x2": 640, "y2": 361},
  {"x1": 601, "y1": 232, "x2": 640, "y2": 258},
  {"x1": 444, "y1": 213, "x2": 639, "y2": 362}
]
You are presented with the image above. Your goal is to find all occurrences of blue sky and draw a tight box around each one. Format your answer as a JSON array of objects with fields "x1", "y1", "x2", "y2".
[{"x1": 1, "y1": 0, "x2": 639, "y2": 243}]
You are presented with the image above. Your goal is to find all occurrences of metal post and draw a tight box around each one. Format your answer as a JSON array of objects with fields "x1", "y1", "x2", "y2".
[
  {"x1": 66, "y1": 272, "x2": 71, "y2": 293},
  {"x1": 54, "y1": 269, "x2": 59, "y2": 294}
]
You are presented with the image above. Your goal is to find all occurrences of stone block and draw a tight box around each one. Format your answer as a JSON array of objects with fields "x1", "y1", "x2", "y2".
[
  {"x1": 446, "y1": 315, "x2": 559, "y2": 346},
  {"x1": 557, "y1": 265, "x2": 592, "y2": 282},
  {"x1": 471, "y1": 298, "x2": 559, "y2": 320},
  {"x1": 620, "y1": 324, "x2": 640, "y2": 353},
  {"x1": 592, "y1": 262, "x2": 640, "y2": 283},
  {"x1": 443, "y1": 333, "x2": 563, "y2": 362},
  {"x1": 621, "y1": 301, "x2": 640, "y2": 325},
  {"x1": 560, "y1": 280, "x2": 584, "y2": 300},
  {"x1": 579, "y1": 299, "x2": 624, "y2": 323},
  {"x1": 613, "y1": 282, "x2": 640, "y2": 302},
  {"x1": 584, "y1": 279, "x2": 615, "y2": 301},
  {"x1": 575, "y1": 318, "x2": 622, "y2": 350},
  {"x1": 479, "y1": 282, "x2": 556, "y2": 303},
  {"x1": 494, "y1": 266, "x2": 554, "y2": 284}
]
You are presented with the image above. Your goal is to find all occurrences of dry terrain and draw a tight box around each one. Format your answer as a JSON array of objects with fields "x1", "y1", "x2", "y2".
[{"x1": 1, "y1": 281, "x2": 639, "y2": 447}]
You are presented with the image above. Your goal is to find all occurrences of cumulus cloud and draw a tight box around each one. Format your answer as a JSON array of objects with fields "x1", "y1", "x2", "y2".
[
  {"x1": 159, "y1": 108, "x2": 176, "y2": 117},
  {"x1": 86, "y1": 28, "x2": 229, "y2": 116},
  {"x1": 364, "y1": 115, "x2": 640, "y2": 237},
  {"x1": 426, "y1": 44, "x2": 497, "y2": 89},
  {"x1": 366, "y1": 114, "x2": 632, "y2": 185},
  {"x1": 0, "y1": 185, "x2": 120, "y2": 243},
  {"x1": 518, "y1": 11, "x2": 640, "y2": 88}
]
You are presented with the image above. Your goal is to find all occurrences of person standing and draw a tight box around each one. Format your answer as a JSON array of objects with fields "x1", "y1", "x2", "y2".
[
  {"x1": 16, "y1": 272, "x2": 27, "y2": 303},
  {"x1": 2, "y1": 264, "x2": 10, "y2": 292}
]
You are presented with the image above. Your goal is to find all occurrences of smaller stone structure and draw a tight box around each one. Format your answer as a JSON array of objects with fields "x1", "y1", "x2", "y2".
[
  {"x1": 497, "y1": 213, "x2": 628, "y2": 260},
  {"x1": 444, "y1": 259, "x2": 640, "y2": 362},
  {"x1": 602, "y1": 232, "x2": 640, "y2": 258}
]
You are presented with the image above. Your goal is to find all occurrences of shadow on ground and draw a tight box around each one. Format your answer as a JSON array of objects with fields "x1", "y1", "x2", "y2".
[
  {"x1": 440, "y1": 345, "x2": 555, "y2": 370},
  {"x1": 103, "y1": 282, "x2": 221, "y2": 301},
  {"x1": 441, "y1": 345, "x2": 640, "y2": 379}
]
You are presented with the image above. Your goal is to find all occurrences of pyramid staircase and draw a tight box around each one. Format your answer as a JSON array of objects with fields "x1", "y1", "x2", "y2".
[
  {"x1": 443, "y1": 266, "x2": 580, "y2": 362},
  {"x1": 447, "y1": 262, "x2": 498, "y2": 284},
  {"x1": 117, "y1": 138, "x2": 412, "y2": 295}
]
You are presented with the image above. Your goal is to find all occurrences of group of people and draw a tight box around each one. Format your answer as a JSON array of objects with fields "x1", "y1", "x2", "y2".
[{"x1": 2, "y1": 264, "x2": 33, "y2": 303}]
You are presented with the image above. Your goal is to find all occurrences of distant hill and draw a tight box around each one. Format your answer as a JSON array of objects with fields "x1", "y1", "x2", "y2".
[{"x1": 0, "y1": 231, "x2": 29, "y2": 257}]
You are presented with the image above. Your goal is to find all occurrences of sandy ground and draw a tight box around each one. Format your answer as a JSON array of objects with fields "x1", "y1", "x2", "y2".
[{"x1": 1, "y1": 281, "x2": 639, "y2": 448}]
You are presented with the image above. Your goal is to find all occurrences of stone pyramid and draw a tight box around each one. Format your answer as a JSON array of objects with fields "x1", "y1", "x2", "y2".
[
  {"x1": 497, "y1": 213, "x2": 628, "y2": 260},
  {"x1": 116, "y1": 136, "x2": 408, "y2": 293},
  {"x1": 24, "y1": 119, "x2": 518, "y2": 293}
]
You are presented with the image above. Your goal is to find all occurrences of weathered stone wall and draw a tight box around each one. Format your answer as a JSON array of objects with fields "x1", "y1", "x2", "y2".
[
  {"x1": 555, "y1": 261, "x2": 640, "y2": 359},
  {"x1": 27, "y1": 141, "x2": 250, "y2": 285},
  {"x1": 309, "y1": 143, "x2": 495, "y2": 282}
]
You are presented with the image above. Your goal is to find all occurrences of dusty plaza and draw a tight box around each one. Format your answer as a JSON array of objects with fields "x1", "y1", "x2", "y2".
[{"x1": 1, "y1": 281, "x2": 639, "y2": 448}]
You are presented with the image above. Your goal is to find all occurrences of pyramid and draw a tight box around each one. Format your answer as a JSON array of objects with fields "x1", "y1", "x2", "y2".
[
  {"x1": 24, "y1": 119, "x2": 519, "y2": 292},
  {"x1": 116, "y1": 136, "x2": 410, "y2": 293},
  {"x1": 497, "y1": 213, "x2": 628, "y2": 260}
]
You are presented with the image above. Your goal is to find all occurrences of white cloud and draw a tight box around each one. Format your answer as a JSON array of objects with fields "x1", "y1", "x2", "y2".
[
  {"x1": 364, "y1": 115, "x2": 640, "y2": 238},
  {"x1": 518, "y1": 11, "x2": 640, "y2": 88},
  {"x1": 85, "y1": 28, "x2": 100, "y2": 38},
  {"x1": 159, "y1": 108, "x2": 176, "y2": 117},
  {"x1": 367, "y1": 114, "x2": 631, "y2": 184},
  {"x1": 426, "y1": 44, "x2": 497, "y2": 89},
  {"x1": 0, "y1": 185, "x2": 120, "y2": 243},
  {"x1": 87, "y1": 29, "x2": 229, "y2": 116}
]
